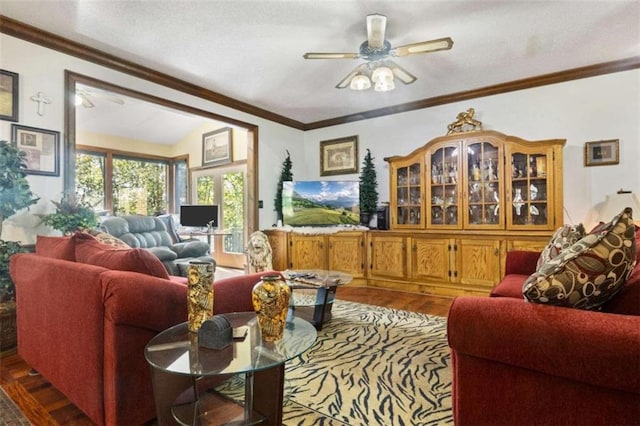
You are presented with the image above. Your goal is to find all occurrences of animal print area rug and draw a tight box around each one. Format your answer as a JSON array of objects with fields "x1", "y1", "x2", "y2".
[{"x1": 215, "y1": 300, "x2": 452, "y2": 425}]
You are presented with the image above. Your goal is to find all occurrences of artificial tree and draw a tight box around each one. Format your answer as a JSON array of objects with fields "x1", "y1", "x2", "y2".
[
  {"x1": 0, "y1": 140, "x2": 39, "y2": 302},
  {"x1": 359, "y1": 148, "x2": 379, "y2": 227},
  {"x1": 274, "y1": 150, "x2": 293, "y2": 224}
]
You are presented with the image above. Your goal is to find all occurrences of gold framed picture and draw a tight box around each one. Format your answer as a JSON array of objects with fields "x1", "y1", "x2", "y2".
[
  {"x1": 584, "y1": 139, "x2": 619, "y2": 167},
  {"x1": 0, "y1": 69, "x2": 19, "y2": 122},
  {"x1": 202, "y1": 127, "x2": 233, "y2": 167},
  {"x1": 320, "y1": 135, "x2": 358, "y2": 176}
]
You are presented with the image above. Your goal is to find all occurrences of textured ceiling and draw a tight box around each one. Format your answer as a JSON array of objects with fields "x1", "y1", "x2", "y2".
[{"x1": 1, "y1": 0, "x2": 639, "y2": 138}]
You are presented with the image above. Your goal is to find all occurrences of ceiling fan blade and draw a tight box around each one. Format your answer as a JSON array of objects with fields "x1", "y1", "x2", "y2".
[
  {"x1": 335, "y1": 63, "x2": 369, "y2": 89},
  {"x1": 78, "y1": 93, "x2": 95, "y2": 108},
  {"x1": 303, "y1": 52, "x2": 359, "y2": 59},
  {"x1": 366, "y1": 14, "x2": 387, "y2": 49},
  {"x1": 391, "y1": 37, "x2": 454, "y2": 57},
  {"x1": 383, "y1": 60, "x2": 417, "y2": 85}
]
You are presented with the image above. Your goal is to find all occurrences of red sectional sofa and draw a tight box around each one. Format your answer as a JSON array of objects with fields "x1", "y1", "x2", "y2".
[
  {"x1": 9, "y1": 233, "x2": 272, "y2": 426},
  {"x1": 448, "y1": 245, "x2": 640, "y2": 425}
]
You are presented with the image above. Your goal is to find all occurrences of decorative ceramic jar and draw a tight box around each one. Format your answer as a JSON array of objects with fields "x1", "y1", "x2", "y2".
[
  {"x1": 252, "y1": 274, "x2": 290, "y2": 341},
  {"x1": 187, "y1": 260, "x2": 214, "y2": 333}
]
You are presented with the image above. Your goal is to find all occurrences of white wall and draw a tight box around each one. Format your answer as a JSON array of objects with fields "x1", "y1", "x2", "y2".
[
  {"x1": 303, "y1": 70, "x2": 640, "y2": 228},
  {"x1": 1, "y1": 33, "x2": 638, "y2": 242},
  {"x1": 0, "y1": 34, "x2": 304, "y2": 242}
]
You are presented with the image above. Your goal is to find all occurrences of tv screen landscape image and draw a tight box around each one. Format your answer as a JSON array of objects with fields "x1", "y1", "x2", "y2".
[{"x1": 282, "y1": 180, "x2": 360, "y2": 226}]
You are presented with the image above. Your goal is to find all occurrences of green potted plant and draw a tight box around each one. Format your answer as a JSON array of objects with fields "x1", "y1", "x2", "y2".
[
  {"x1": 0, "y1": 140, "x2": 40, "y2": 350},
  {"x1": 40, "y1": 192, "x2": 99, "y2": 235},
  {"x1": 359, "y1": 148, "x2": 378, "y2": 227},
  {"x1": 274, "y1": 150, "x2": 293, "y2": 225}
]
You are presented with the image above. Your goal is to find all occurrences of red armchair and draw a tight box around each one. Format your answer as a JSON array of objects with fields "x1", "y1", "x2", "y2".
[{"x1": 448, "y1": 249, "x2": 640, "y2": 426}]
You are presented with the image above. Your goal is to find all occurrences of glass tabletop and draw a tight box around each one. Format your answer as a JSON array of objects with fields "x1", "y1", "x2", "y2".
[
  {"x1": 282, "y1": 269, "x2": 353, "y2": 289},
  {"x1": 144, "y1": 312, "x2": 316, "y2": 376}
]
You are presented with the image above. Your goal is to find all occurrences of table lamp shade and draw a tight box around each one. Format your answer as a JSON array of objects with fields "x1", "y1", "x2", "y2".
[{"x1": 598, "y1": 192, "x2": 640, "y2": 224}]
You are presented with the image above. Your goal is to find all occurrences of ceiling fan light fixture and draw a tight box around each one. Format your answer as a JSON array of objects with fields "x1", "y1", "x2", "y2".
[
  {"x1": 371, "y1": 66, "x2": 394, "y2": 83},
  {"x1": 374, "y1": 78, "x2": 395, "y2": 92},
  {"x1": 350, "y1": 74, "x2": 372, "y2": 90}
]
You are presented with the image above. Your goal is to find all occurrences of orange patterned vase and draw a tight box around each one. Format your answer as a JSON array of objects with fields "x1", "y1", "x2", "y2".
[
  {"x1": 187, "y1": 261, "x2": 214, "y2": 333},
  {"x1": 252, "y1": 274, "x2": 290, "y2": 341}
]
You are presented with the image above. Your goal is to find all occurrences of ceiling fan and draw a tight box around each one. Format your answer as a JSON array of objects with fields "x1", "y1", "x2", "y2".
[
  {"x1": 75, "y1": 87, "x2": 126, "y2": 108},
  {"x1": 303, "y1": 14, "x2": 453, "y2": 91}
]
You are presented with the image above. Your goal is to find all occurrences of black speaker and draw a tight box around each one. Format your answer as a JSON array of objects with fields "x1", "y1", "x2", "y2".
[{"x1": 376, "y1": 206, "x2": 389, "y2": 230}]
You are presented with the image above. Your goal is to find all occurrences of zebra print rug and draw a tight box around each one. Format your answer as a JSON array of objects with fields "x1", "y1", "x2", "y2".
[{"x1": 215, "y1": 299, "x2": 452, "y2": 425}]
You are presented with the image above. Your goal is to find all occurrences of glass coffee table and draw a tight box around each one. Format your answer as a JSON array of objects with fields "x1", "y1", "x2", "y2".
[
  {"x1": 145, "y1": 312, "x2": 316, "y2": 425},
  {"x1": 283, "y1": 269, "x2": 353, "y2": 330}
]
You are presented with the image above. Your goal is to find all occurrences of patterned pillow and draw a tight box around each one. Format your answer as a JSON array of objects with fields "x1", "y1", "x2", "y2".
[
  {"x1": 88, "y1": 229, "x2": 130, "y2": 249},
  {"x1": 523, "y1": 208, "x2": 637, "y2": 310},
  {"x1": 536, "y1": 223, "x2": 586, "y2": 270}
]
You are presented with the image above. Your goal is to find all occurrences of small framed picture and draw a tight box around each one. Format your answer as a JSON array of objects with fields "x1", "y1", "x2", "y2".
[
  {"x1": 584, "y1": 139, "x2": 619, "y2": 167},
  {"x1": 202, "y1": 127, "x2": 233, "y2": 167},
  {"x1": 11, "y1": 124, "x2": 60, "y2": 176},
  {"x1": 0, "y1": 69, "x2": 19, "y2": 122},
  {"x1": 320, "y1": 135, "x2": 359, "y2": 176}
]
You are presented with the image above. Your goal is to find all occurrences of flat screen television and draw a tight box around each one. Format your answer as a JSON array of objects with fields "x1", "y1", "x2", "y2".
[
  {"x1": 282, "y1": 181, "x2": 359, "y2": 226},
  {"x1": 180, "y1": 205, "x2": 219, "y2": 228}
]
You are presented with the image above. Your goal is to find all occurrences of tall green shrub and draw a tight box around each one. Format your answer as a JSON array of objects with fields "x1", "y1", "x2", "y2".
[
  {"x1": 359, "y1": 148, "x2": 378, "y2": 214},
  {"x1": 274, "y1": 150, "x2": 293, "y2": 223},
  {"x1": 0, "y1": 141, "x2": 40, "y2": 238}
]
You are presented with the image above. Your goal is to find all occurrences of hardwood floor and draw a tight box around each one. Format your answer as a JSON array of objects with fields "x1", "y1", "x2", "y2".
[{"x1": 0, "y1": 286, "x2": 454, "y2": 425}]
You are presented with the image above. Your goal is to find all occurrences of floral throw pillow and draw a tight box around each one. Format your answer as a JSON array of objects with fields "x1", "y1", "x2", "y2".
[
  {"x1": 88, "y1": 229, "x2": 130, "y2": 249},
  {"x1": 523, "y1": 208, "x2": 637, "y2": 310},
  {"x1": 536, "y1": 223, "x2": 586, "y2": 270}
]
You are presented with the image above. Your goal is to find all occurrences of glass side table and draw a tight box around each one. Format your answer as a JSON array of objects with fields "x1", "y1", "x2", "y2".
[
  {"x1": 145, "y1": 312, "x2": 317, "y2": 425},
  {"x1": 283, "y1": 270, "x2": 353, "y2": 330}
]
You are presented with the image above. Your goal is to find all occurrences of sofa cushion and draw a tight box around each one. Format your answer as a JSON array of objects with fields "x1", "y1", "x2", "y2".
[
  {"x1": 35, "y1": 235, "x2": 76, "y2": 261},
  {"x1": 74, "y1": 232, "x2": 170, "y2": 280},
  {"x1": 88, "y1": 230, "x2": 130, "y2": 249},
  {"x1": 490, "y1": 274, "x2": 529, "y2": 298},
  {"x1": 536, "y1": 223, "x2": 585, "y2": 270},
  {"x1": 523, "y1": 208, "x2": 637, "y2": 310},
  {"x1": 172, "y1": 241, "x2": 211, "y2": 258},
  {"x1": 147, "y1": 246, "x2": 178, "y2": 261}
]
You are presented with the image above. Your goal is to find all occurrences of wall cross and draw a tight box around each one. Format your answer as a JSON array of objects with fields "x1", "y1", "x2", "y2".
[{"x1": 31, "y1": 92, "x2": 52, "y2": 116}]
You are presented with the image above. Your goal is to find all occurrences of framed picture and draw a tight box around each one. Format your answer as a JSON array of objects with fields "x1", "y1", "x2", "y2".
[
  {"x1": 202, "y1": 127, "x2": 233, "y2": 167},
  {"x1": 320, "y1": 135, "x2": 359, "y2": 176},
  {"x1": 584, "y1": 139, "x2": 619, "y2": 167},
  {"x1": 11, "y1": 124, "x2": 60, "y2": 176},
  {"x1": 0, "y1": 69, "x2": 19, "y2": 122}
]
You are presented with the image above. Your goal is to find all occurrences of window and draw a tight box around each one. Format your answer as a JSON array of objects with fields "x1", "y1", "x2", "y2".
[{"x1": 76, "y1": 147, "x2": 187, "y2": 216}]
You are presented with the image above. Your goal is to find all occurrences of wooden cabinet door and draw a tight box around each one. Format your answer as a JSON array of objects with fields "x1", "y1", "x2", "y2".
[
  {"x1": 368, "y1": 234, "x2": 407, "y2": 279},
  {"x1": 410, "y1": 236, "x2": 451, "y2": 282},
  {"x1": 289, "y1": 234, "x2": 326, "y2": 270},
  {"x1": 453, "y1": 238, "x2": 501, "y2": 289},
  {"x1": 264, "y1": 230, "x2": 288, "y2": 271},
  {"x1": 328, "y1": 233, "x2": 365, "y2": 277}
]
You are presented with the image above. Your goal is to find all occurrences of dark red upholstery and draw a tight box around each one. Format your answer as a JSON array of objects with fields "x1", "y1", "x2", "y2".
[
  {"x1": 10, "y1": 246, "x2": 270, "y2": 426},
  {"x1": 449, "y1": 244, "x2": 640, "y2": 425}
]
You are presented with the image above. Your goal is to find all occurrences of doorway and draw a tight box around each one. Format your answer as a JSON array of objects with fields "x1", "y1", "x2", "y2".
[
  {"x1": 64, "y1": 71, "x2": 260, "y2": 252},
  {"x1": 192, "y1": 164, "x2": 246, "y2": 268}
]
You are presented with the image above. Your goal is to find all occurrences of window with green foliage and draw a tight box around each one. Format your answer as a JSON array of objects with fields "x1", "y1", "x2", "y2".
[{"x1": 76, "y1": 148, "x2": 187, "y2": 216}]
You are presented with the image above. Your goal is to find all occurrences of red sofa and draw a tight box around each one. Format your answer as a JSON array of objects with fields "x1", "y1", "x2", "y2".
[
  {"x1": 448, "y1": 247, "x2": 640, "y2": 425},
  {"x1": 9, "y1": 234, "x2": 271, "y2": 426}
]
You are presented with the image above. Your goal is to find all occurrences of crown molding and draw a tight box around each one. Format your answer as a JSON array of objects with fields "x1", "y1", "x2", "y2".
[{"x1": 2, "y1": 15, "x2": 638, "y2": 131}]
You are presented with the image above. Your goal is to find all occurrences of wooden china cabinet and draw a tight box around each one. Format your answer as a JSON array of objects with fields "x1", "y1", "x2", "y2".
[{"x1": 368, "y1": 129, "x2": 565, "y2": 297}]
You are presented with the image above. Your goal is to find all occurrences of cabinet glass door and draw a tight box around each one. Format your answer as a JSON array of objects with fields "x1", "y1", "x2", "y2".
[
  {"x1": 465, "y1": 141, "x2": 502, "y2": 228},
  {"x1": 428, "y1": 145, "x2": 460, "y2": 227},
  {"x1": 395, "y1": 162, "x2": 422, "y2": 227},
  {"x1": 509, "y1": 152, "x2": 549, "y2": 227}
]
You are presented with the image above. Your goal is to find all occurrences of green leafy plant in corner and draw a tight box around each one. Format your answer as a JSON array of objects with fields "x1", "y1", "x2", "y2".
[
  {"x1": 274, "y1": 150, "x2": 293, "y2": 223},
  {"x1": 0, "y1": 140, "x2": 40, "y2": 302},
  {"x1": 359, "y1": 149, "x2": 378, "y2": 227},
  {"x1": 40, "y1": 192, "x2": 99, "y2": 235}
]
